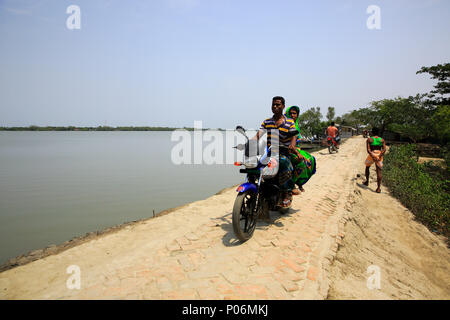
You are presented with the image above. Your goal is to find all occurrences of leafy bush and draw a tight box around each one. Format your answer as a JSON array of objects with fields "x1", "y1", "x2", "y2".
[{"x1": 384, "y1": 144, "x2": 450, "y2": 238}]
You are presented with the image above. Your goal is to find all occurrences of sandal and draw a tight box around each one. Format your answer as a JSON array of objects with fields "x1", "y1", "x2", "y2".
[
  {"x1": 281, "y1": 198, "x2": 292, "y2": 207},
  {"x1": 280, "y1": 192, "x2": 292, "y2": 207}
]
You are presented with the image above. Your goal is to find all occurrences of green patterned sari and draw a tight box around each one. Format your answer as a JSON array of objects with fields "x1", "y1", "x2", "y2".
[{"x1": 289, "y1": 148, "x2": 316, "y2": 187}]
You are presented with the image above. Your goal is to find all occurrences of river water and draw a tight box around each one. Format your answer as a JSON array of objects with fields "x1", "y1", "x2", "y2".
[{"x1": 0, "y1": 131, "x2": 243, "y2": 265}]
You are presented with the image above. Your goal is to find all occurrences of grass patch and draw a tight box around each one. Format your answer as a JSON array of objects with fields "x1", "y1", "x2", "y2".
[{"x1": 384, "y1": 144, "x2": 449, "y2": 238}]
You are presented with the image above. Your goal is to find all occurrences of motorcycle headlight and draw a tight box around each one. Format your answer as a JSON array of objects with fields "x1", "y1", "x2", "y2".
[{"x1": 244, "y1": 156, "x2": 258, "y2": 168}]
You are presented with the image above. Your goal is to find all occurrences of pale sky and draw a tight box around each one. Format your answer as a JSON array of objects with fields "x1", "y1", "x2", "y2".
[{"x1": 1, "y1": 0, "x2": 449, "y2": 130}]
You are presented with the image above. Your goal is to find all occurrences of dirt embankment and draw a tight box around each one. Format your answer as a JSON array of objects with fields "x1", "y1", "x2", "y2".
[{"x1": 327, "y1": 168, "x2": 450, "y2": 299}]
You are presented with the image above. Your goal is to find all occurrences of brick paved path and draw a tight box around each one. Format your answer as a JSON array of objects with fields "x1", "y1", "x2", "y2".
[{"x1": 0, "y1": 137, "x2": 365, "y2": 299}]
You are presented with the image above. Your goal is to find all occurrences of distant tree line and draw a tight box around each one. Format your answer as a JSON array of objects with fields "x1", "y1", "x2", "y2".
[
  {"x1": 3, "y1": 63, "x2": 448, "y2": 145},
  {"x1": 339, "y1": 63, "x2": 449, "y2": 144},
  {"x1": 295, "y1": 106, "x2": 341, "y2": 138},
  {"x1": 297, "y1": 63, "x2": 449, "y2": 145}
]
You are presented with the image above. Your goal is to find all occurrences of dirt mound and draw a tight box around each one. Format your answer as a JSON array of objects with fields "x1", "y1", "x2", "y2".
[{"x1": 327, "y1": 173, "x2": 450, "y2": 299}]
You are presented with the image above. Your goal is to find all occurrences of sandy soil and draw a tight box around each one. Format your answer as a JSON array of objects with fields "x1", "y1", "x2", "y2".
[
  {"x1": 327, "y1": 165, "x2": 450, "y2": 300},
  {"x1": 0, "y1": 136, "x2": 448, "y2": 300},
  {"x1": 417, "y1": 157, "x2": 446, "y2": 168}
]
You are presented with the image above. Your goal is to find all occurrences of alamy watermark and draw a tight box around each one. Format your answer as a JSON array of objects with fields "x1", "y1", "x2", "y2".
[
  {"x1": 64, "y1": 5, "x2": 380, "y2": 31},
  {"x1": 66, "y1": 265, "x2": 81, "y2": 289},
  {"x1": 366, "y1": 265, "x2": 381, "y2": 290},
  {"x1": 170, "y1": 121, "x2": 275, "y2": 165},
  {"x1": 367, "y1": 5, "x2": 381, "y2": 30},
  {"x1": 66, "y1": 5, "x2": 81, "y2": 30}
]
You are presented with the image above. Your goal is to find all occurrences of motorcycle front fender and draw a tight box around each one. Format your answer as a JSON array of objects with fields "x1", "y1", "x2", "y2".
[{"x1": 236, "y1": 182, "x2": 258, "y2": 194}]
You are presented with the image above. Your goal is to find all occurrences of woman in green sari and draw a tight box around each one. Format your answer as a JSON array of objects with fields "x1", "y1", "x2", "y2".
[{"x1": 285, "y1": 106, "x2": 317, "y2": 193}]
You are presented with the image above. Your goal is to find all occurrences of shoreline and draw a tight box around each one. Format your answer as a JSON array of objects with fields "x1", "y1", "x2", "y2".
[
  {"x1": 0, "y1": 185, "x2": 238, "y2": 273},
  {"x1": 0, "y1": 142, "x2": 333, "y2": 273},
  {"x1": 0, "y1": 136, "x2": 360, "y2": 300}
]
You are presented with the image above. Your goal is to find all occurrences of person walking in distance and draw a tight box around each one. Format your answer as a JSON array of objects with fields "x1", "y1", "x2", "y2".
[{"x1": 363, "y1": 127, "x2": 386, "y2": 193}]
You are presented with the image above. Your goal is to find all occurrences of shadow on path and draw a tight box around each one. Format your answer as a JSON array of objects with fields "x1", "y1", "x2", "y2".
[
  {"x1": 219, "y1": 208, "x2": 301, "y2": 247},
  {"x1": 356, "y1": 182, "x2": 379, "y2": 194}
]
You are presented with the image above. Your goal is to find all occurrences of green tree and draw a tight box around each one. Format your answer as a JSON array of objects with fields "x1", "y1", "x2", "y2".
[
  {"x1": 431, "y1": 105, "x2": 450, "y2": 144},
  {"x1": 417, "y1": 63, "x2": 450, "y2": 105},
  {"x1": 340, "y1": 108, "x2": 374, "y2": 132},
  {"x1": 387, "y1": 96, "x2": 434, "y2": 143},
  {"x1": 417, "y1": 63, "x2": 450, "y2": 145},
  {"x1": 366, "y1": 95, "x2": 434, "y2": 142},
  {"x1": 298, "y1": 107, "x2": 323, "y2": 137},
  {"x1": 332, "y1": 63, "x2": 449, "y2": 144},
  {"x1": 326, "y1": 107, "x2": 335, "y2": 123}
]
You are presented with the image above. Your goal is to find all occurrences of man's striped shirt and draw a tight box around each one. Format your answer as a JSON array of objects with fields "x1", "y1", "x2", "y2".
[{"x1": 261, "y1": 115, "x2": 298, "y2": 147}]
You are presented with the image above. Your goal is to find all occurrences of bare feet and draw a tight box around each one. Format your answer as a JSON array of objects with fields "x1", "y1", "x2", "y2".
[
  {"x1": 299, "y1": 186, "x2": 305, "y2": 192},
  {"x1": 363, "y1": 180, "x2": 369, "y2": 186},
  {"x1": 376, "y1": 188, "x2": 381, "y2": 193},
  {"x1": 292, "y1": 188, "x2": 300, "y2": 195}
]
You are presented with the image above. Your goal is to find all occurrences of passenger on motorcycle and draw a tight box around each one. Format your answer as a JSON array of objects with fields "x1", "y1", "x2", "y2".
[
  {"x1": 285, "y1": 105, "x2": 317, "y2": 194},
  {"x1": 251, "y1": 96, "x2": 299, "y2": 207},
  {"x1": 325, "y1": 121, "x2": 340, "y2": 149}
]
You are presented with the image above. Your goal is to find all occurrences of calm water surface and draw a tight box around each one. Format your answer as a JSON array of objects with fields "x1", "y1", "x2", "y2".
[{"x1": 0, "y1": 131, "x2": 242, "y2": 264}]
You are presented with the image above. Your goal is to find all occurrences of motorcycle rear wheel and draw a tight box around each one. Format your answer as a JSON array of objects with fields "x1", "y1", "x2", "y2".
[{"x1": 232, "y1": 190, "x2": 258, "y2": 242}]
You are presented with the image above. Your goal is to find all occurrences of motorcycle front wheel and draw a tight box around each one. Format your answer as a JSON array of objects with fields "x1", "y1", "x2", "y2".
[{"x1": 232, "y1": 190, "x2": 258, "y2": 242}]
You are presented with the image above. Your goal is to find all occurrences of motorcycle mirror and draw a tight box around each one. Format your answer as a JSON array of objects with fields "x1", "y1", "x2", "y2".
[{"x1": 236, "y1": 126, "x2": 248, "y2": 140}]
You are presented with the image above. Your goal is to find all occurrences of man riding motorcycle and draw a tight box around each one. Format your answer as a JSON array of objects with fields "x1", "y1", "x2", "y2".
[
  {"x1": 325, "y1": 121, "x2": 340, "y2": 149},
  {"x1": 246, "y1": 96, "x2": 300, "y2": 207}
]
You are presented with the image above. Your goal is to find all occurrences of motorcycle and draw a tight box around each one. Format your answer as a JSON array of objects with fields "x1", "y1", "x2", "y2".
[
  {"x1": 327, "y1": 136, "x2": 339, "y2": 154},
  {"x1": 232, "y1": 126, "x2": 292, "y2": 242}
]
